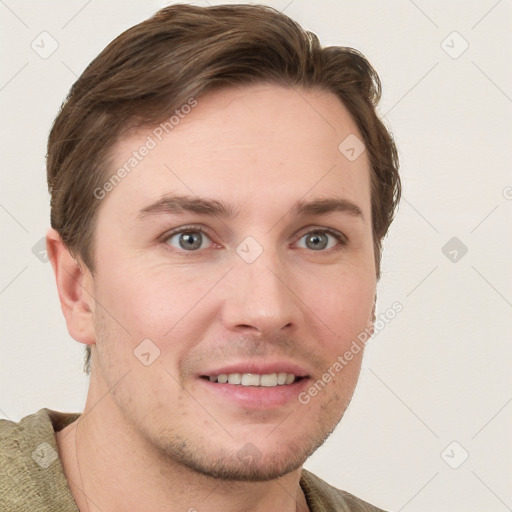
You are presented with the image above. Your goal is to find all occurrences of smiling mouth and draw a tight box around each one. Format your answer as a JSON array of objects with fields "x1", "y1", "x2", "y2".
[{"x1": 201, "y1": 373, "x2": 305, "y2": 387}]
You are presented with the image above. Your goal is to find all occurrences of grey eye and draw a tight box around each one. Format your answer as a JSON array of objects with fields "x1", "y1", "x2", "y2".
[
  {"x1": 296, "y1": 231, "x2": 338, "y2": 251},
  {"x1": 167, "y1": 231, "x2": 211, "y2": 251}
]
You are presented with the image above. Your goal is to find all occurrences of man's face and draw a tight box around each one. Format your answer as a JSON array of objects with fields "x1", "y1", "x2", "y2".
[{"x1": 85, "y1": 84, "x2": 376, "y2": 480}]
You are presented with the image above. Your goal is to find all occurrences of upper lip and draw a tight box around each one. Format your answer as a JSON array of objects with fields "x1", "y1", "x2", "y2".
[{"x1": 200, "y1": 361, "x2": 310, "y2": 378}]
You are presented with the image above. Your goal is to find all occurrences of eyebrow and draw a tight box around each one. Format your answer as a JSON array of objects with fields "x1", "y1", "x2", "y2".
[{"x1": 137, "y1": 194, "x2": 364, "y2": 220}]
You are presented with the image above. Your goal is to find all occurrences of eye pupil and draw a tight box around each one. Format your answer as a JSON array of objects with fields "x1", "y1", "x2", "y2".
[
  {"x1": 179, "y1": 232, "x2": 202, "y2": 250},
  {"x1": 306, "y1": 232, "x2": 328, "y2": 250}
]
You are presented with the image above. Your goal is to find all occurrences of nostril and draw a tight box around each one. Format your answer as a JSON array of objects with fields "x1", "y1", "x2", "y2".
[{"x1": 233, "y1": 324, "x2": 262, "y2": 334}]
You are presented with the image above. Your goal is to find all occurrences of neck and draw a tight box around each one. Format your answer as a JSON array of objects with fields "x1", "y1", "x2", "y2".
[{"x1": 55, "y1": 377, "x2": 309, "y2": 512}]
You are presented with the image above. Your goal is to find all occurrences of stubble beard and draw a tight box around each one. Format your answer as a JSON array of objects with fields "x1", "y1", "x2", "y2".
[{"x1": 92, "y1": 306, "x2": 355, "y2": 483}]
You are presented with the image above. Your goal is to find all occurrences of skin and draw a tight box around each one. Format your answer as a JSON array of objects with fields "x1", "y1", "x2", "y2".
[{"x1": 50, "y1": 83, "x2": 376, "y2": 512}]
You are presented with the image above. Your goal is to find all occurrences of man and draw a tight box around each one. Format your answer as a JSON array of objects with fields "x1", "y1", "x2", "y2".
[{"x1": 0, "y1": 3, "x2": 400, "y2": 511}]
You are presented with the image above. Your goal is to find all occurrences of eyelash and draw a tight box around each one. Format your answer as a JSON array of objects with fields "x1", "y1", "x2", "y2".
[{"x1": 161, "y1": 224, "x2": 348, "y2": 255}]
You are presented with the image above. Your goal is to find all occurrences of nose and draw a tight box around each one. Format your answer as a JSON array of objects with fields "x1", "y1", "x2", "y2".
[{"x1": 219, "y1": 246, "x2": 303, "y2": 337}]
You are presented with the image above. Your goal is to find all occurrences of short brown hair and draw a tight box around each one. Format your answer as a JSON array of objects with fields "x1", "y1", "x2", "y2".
[{"x1": 46, "y1": 3, "x2": 400, "y2": 375}]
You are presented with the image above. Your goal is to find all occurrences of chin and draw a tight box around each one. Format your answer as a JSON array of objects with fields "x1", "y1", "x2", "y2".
[{"x1": 158, "y1": 426, "x2": 335, "y2": 482}]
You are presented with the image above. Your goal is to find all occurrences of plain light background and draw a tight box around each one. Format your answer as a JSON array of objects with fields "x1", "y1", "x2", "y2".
[{"x1": 1, "y1": 1, "x2": 511, "y2": 511}]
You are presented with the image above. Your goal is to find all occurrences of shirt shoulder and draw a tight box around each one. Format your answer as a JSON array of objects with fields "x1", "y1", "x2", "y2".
[
  {"x1": 0, "y1": 408, "x2": 80, "y2": 512},
  {"x1": 300, "y1": 468, "x2": 390, "y2": 512}
]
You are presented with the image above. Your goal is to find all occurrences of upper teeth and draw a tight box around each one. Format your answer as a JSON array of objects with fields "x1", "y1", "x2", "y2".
[{"x1": 208, "y1": 373, "x2": 296, "y2": 387}]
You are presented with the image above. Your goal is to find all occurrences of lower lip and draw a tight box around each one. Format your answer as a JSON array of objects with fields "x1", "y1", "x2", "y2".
[{"x1": 199, "y1": 377, "x2": 310, "y2": 409}]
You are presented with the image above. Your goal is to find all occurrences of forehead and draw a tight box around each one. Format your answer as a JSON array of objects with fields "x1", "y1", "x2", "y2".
[{"x1": 104, "y1": 84, "x2": 371, "y2": 218}]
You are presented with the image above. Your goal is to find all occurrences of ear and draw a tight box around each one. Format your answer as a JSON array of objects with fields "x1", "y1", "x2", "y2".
[
  {"x1": 367, "y1": 296, "x2": 376, "y2": 337},
  {"x1": 46, "y1": 228, "x2": 96, "y2": 346}
]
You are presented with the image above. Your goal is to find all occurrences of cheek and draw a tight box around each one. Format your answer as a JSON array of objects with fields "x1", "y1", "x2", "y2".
[
  {"x1": 94, "y1": 263, "x2": 223, "y2": 379},
  {"x1": 98, "y1": 261, "x2": 205, "y2": 335},
  {"x1": 300, "y1": 267, "x2": 375, "y2": 348}
]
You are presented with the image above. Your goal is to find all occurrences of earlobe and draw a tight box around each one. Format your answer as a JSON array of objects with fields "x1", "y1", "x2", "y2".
[{"x1": 46, "y1": 228, "x2": 96, "y2": 346}]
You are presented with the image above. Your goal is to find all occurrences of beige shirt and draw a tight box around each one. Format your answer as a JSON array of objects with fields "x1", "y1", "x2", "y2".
[{"x1": 0, "y1": 409, "x2": 388, "y2": 511}]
